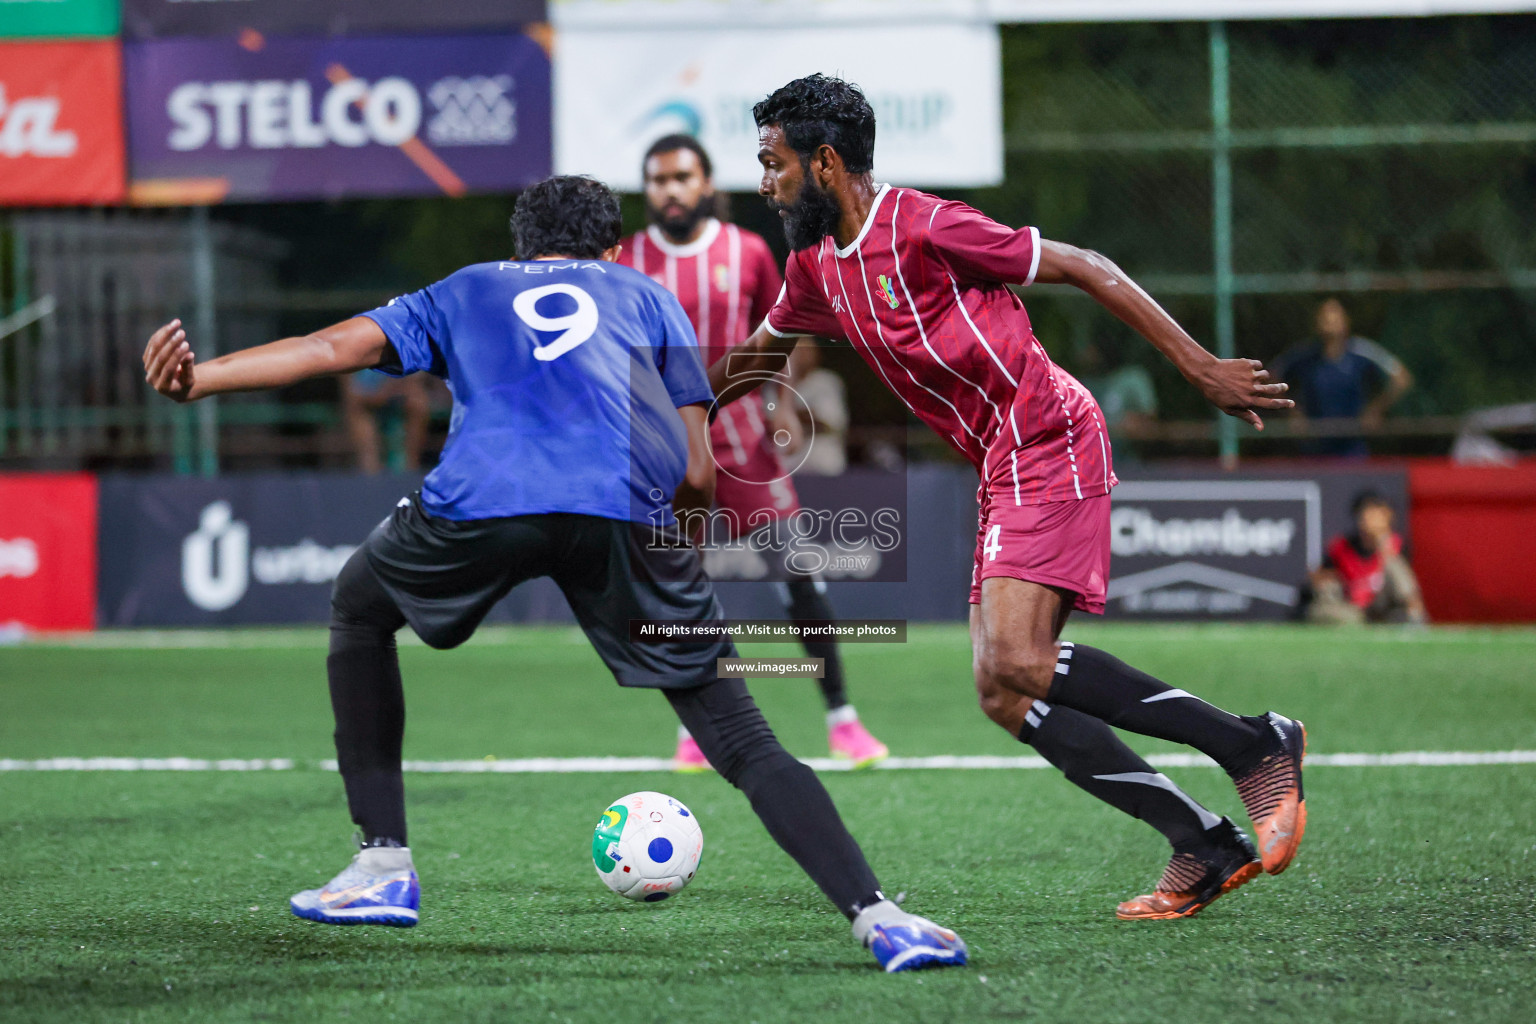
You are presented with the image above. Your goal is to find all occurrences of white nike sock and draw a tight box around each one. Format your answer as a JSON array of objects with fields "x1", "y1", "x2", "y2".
[
  {"x1": 357, "y1": 846, "x2": 413, "y2": 873},
  {"x1": 851, "y1": 898, "x2": 906, "y2": 946},
  {"x1": 826, "y1": 704, "x2": 860, "y2": 729}
]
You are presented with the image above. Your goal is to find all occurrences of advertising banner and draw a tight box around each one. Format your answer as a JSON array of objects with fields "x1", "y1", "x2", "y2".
[
  {"x1": 0, "y1": 0, "x2": 117, "y2": 39},
  {"x1": 124, "y1": 33, "x2": 552, "y2": 204},
  {"x1": 122, "y1": 0, "x2": 547, "y2": 40},
  {"x1": 97, "y1": 474, "x2": 421, "y2": 626},
  {"x1": 0, "y1": 474, "x2": 98, "y2": 631},
  {"x1": 0, "y1": 40, "x2": 126, "y2": 205},
  {"x1": 1104, "y1": 467, "x2": 1408, "y2": 620},
  {"x1": 555, "y1": 22, "x2": 1002, "y2": 190},
  {"x1": 94, "y1": 468, "x2": 963, "y2": 627},
  {"x1": 92, "y1": 465, "x2": 1408, "y2": 627}
]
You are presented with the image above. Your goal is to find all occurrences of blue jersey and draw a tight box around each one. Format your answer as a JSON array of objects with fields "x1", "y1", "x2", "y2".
[{"x1": 361, "y1": 259, "x2": 713, "y2": 524}]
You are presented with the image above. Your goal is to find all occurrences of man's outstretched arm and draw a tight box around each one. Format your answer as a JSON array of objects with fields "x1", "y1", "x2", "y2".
[
  {"x1": 1034, "y1": 240, "x2": 1293, "y2": 429},
  {"x1": 143, "y1": 316, "x2": 390, "y2": 403},
  {"x1": 707, "y1": 321, "x2": 799, "y2": 403}
]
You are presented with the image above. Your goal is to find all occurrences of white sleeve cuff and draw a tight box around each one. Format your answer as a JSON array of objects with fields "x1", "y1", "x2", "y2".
[
  {"x1": 1022, "y1": 226, "x2": 1042, "y2": 287},
  {"x1": 762, "y1": 317, "x2": 810, "y2": 339}
]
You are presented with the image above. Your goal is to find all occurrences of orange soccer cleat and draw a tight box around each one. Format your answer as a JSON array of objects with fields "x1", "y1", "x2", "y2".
[
  {"x1": 1116, "y1": 818, "x2": 1261, "y2": 921},
  {"x1": 1234, "y1": 712, "x2": 1308, "y2": 875}
]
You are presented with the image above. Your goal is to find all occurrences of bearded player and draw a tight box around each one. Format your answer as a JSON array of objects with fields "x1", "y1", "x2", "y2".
[
  {"x1": 141, "y1": 175, "x2": 965, "y2": 972},
  {"x1": 713, "y1": 75, "x2": 1308, "y2": 921},
  {"x1": 620, "y1": 134, "x2": 889, "y2": 772}
]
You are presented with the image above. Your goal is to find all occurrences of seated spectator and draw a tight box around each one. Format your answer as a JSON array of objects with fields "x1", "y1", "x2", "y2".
[
  {"x1": 1306, "y1": 491, "x2": 1428, "y2": 625},
  {"x1": 787, "y1": 339, "x2": 849, "y2": 476},
  {"x1": 342, "y1": 370, "x2": 430, "y2": 474},
  {"x1": 1077, "y1": 337, "x2": 1157, "y2": 461},
  {"x1": 1271, "y1": 298, "x2": 1412, "y2": 458}
]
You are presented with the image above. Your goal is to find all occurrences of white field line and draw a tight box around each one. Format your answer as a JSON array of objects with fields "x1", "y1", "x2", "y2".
[{"x1": 3, "y1": 751, "x2": 1536, "y2": 773}]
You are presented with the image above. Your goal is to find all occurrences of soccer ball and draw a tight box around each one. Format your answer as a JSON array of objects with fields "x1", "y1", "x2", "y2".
[{"x1": 591, "y1": 791, "x2": 703, "y2": 902}]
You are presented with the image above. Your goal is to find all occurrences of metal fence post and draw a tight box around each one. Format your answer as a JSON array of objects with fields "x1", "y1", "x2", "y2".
[
  {"x1": 190, "y1": 206, "x2": 220, "y2": 477},
  {"x1": 1210, "y1": 20, "x2": 1238, "y2": 468}
]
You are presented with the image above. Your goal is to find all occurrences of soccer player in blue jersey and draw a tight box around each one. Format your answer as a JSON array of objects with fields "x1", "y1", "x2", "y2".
[{"x1": 140, "y1": 176, "x2": 965, "y2": 973}]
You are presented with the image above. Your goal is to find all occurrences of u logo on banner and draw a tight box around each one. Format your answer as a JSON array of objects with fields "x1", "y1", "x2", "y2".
[{"x1": 181, "y1": 501, "x2": 249, "y2": 611}]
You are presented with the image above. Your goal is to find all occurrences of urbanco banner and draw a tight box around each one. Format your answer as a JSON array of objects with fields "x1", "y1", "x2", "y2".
[
  {"x1": 96, "y1": 474, "x2": 424, "y2": 626},
  {"x1": 555, "y1": 22, "x2": 1002, "y2": 191},
  {"x1": 124, "y1": 33, "x2": 552, "y2": 204},
  {"x1": 0, "y1": 40, "x2": 126, "y2": 205},
  {"x1": 121, "y1": 0, "x2": 547, "y2": 40}
]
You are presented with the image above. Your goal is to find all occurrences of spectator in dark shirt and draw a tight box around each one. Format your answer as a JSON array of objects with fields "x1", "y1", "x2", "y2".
[
  {"x1": 1271, "y1": 298, "x2": 1412, "y2": 457},
  {"x1": 1305, "y1": 491, "x2": 1427, "y2": 625}
]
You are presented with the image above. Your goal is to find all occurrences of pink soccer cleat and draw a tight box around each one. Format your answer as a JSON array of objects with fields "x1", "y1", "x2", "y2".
[
  {"x1": 673, "y1": 733, "x2": 712, "y2": 773},
  {"x1": 829, "y1": 718, "x2": 889, "y2": 769}
]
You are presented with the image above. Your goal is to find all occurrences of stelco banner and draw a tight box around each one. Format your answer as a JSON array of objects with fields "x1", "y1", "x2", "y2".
[
  {"x1": 1104, "y1": 468, "x2": 1408, "y2": 620},
  {"x1": 0, "y1": 0, "x2": 118, "y2": 39},
  {"x1": 0, "y1": 474, "x2": 97, "y2": 631},
  {"x1": 555, "y1": 22, "x2": 1003, "y2": 190},
  {"x1": 0, "y1": 40, "x2": 126, "y2": 205},
  {"x1": 121, "y1": 0, "x2": 547, "y2": 39},
  {"x1": 124, "y1": 33, "x2": 552, "y2": 203}
]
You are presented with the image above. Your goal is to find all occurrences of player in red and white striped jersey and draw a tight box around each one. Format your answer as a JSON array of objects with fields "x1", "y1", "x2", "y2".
[
  {"x1": 713, "y1": 76, "x2": 1308, "y2": 920},
  {"x1": 620, "y1": 135, "x2": 889, "y2": 772}
]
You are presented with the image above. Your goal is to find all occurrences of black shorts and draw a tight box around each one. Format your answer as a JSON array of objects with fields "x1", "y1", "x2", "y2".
[{"x1": 350, "y1": 493, "x2": 734, "y2": 689}]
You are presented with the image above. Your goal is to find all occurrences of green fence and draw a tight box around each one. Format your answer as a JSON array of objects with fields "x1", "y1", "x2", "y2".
[
  {"x1": 974, "y1": 15, "x2": 1536, "y2": 459},
  {"x1": 4, "y1": 14, "x2": 1535, "y2": 471}
]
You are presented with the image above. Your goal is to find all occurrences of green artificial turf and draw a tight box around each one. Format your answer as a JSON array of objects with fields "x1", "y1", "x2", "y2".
[{"x1": 2, "y1": 624, "x2": 1534, "y2": 1022}]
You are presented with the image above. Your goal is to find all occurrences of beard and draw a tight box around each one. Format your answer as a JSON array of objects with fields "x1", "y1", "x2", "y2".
[
  {"x1": 770, "y1": 176, "x2": 843, "y2": 251},
  {"x1": 647, "y1": 194, "x2": 713, "y2": 243}
]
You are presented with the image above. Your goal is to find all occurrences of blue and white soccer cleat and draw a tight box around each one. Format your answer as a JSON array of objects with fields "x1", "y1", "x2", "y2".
[
  {"x1": 290, "y1": 845, "x2": 420, "y2": 927},
  {"x1": 853, "y1": 900, "x2": 968, "y2": 973}
]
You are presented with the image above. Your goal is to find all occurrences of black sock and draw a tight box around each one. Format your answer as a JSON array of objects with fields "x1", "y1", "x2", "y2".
[
  {"x1": 1018, "y1": 702, "x2": 1217, "y2": 851},
  {"x1": 328, "y1": 621, "x2": 408, "y2": 845},
  {"x1": 666, "y1": 677, "x2": 881, "y2": 918},
  {"x1": 327, "y1": 551, "x2": 412, "y2": 846},
  {"x1": 327, "y1": 550, "x2": 412, "y2": 846},
  {"x1": 781, "y1": 577, "x2": 849, "y2": 711},
  {"x1": 1045, "y1": 642, "x2": 1270, "y2": 776}
]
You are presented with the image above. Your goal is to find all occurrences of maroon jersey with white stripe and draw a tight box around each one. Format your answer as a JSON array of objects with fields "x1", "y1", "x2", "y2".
[
  {"x1": 619, "y1": 219, "x2": 782, "y2": 366},
  {"x1": 620, "y1": 221, "x2": 797, "y2": 522},
  {"x1": 766, "y1": 185, "x2": 1115, "y2": 505}
]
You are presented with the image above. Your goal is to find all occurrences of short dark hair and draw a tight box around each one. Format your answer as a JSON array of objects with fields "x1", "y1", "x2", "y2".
[
  {"x1": 642, "y1": 134, "x2": 713, "y2": 180},
  {"x1": 753, "y1": 74, "x2": 876, "y2": 175},
  {"x1": 1351, "y1": 490, "x2": 1390, "y2": 516},
  {"x1": 510, "y1": 175, "x2": 622, "y2": 260}
]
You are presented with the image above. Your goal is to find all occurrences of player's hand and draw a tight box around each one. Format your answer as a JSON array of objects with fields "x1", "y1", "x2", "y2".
[
  {"x1": 143, "y1": 319, "x2": 198, "y2": 403},
  {"x1": 1194, "y1": 358, "x2": 1292, "y2": 430}
]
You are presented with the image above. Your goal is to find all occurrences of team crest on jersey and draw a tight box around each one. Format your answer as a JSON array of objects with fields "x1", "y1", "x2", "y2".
[
  {"x1": 714, "y1": 264, "x2": 730, "y2": 292},
  {"x1": 875, "y1": 275, "x2": 900, "y2": 310}
]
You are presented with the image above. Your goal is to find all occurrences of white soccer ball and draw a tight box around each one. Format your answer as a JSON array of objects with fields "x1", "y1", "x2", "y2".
[{"x1": 591, "y1": 791, "x2": 703, "y2": 902}]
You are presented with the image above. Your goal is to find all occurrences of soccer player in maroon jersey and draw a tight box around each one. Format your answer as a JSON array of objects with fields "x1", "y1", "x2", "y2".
[
  {"x1": 620, "y1": 134, "x2": 890, "y2": 772},
  {"x1": 712, "y1": 75, "x2": 1308, "y2": 921}
]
